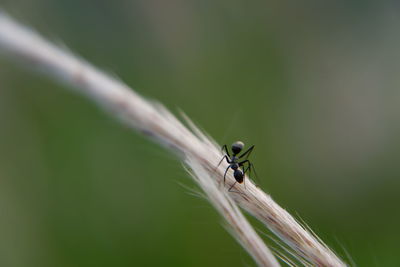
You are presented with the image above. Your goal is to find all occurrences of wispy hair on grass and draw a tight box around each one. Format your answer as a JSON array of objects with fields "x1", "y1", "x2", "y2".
[{"x1": 0, "y1": 11, "x2": 346, "y2": 267}]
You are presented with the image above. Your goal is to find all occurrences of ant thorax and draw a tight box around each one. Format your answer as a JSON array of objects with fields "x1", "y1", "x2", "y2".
[{"x1": 231, "y1": 163, "x2": 239, "y2": 170}]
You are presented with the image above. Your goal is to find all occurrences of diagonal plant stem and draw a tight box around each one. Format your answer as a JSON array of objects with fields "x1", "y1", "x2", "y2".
[
  {"x1": 0, "y1": 11, "x2": 279, "y2": 267},
  {"x1": 0, "y1": 11, "x2": 346, "y2": 267}
]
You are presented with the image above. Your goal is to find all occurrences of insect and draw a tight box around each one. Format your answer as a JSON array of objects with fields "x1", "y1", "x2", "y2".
[{"x1": 216, "y1": 141, "x2": 257, "y2": 192}]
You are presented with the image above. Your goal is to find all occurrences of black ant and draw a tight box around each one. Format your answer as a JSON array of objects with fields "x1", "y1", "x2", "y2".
[{"x1": 217, "y1": 141, "x2": 257, "y2": 192}]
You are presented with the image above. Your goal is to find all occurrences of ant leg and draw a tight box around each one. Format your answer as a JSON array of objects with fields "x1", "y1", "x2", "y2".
[
  {"x1": 238, "y1": 159, "x2": 249, "y2": 167},
  {"x1": 228, "y1": 181, "x2": 237, "y2": 192},
  {"x1": 250, "y1": 163, "x2": 258, "y2": 182},
  {"x1": 216, "y1": 155, "x2": 230, "y2": 168},
  {"x1": 223, "y1": 166, "x2": 229, "y2": 186},
  {"x1": 239, "y1": 160, "x2": 250, "y2": 182},
  {"x1": 239, "y1": 160, "x2": 261, "y2": 186},
  {"x1": 239, "y1": 145, "x2": 254, "y2": 159},
  {"x1": 228, "y1": 182, "x2": 246, "y2": 195},
  {"x1": 221, "y1": 145, "x2": 231, "y2": 158},
  {"x1": 242, "y1": 164, "x2": 252, "y2": 190},
  {"x1": 214, "y1": 155, "x2": 230, "y2": 187},
  {"x1": 248, "y1": 162, "x2": 260, "y2": 186}
]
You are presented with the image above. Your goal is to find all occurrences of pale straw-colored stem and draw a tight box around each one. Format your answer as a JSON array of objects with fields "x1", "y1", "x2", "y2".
[{"x1": 0, "y1": 11, "x2": 346, "y2": 267}]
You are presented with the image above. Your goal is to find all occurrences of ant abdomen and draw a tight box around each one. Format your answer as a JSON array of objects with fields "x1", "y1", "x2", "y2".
[{"x1": 233, "y1": 170, "x2": 244, "y2": 183}]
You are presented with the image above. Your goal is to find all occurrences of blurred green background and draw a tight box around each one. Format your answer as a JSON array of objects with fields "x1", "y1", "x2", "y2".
[{"x1": 0, "y1": 1, "x2": 399, "y2": 266}]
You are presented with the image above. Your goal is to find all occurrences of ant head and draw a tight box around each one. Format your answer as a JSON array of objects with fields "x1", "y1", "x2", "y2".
[{"x1": 231, "y1": 141, "x2": 244, "y2": 155}]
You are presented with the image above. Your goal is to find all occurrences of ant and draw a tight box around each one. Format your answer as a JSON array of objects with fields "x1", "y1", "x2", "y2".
[{"x1": 217, "y1": 141, "x2": 257, "y2": 192}]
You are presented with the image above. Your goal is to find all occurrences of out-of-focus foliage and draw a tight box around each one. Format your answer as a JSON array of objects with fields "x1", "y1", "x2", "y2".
[{"x1": 0, "y1": 1, "x2": 399, "y2": 266}]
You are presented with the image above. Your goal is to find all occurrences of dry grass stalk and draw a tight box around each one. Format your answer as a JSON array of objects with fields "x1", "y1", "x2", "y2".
[{"x1": 0, "y1": 11, "x2": 346, "y2": 267}]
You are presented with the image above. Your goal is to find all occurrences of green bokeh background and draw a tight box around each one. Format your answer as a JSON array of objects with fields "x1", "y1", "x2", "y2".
[{"x1": 0, "y1": 1, "x2": 399, "y2": 266}]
